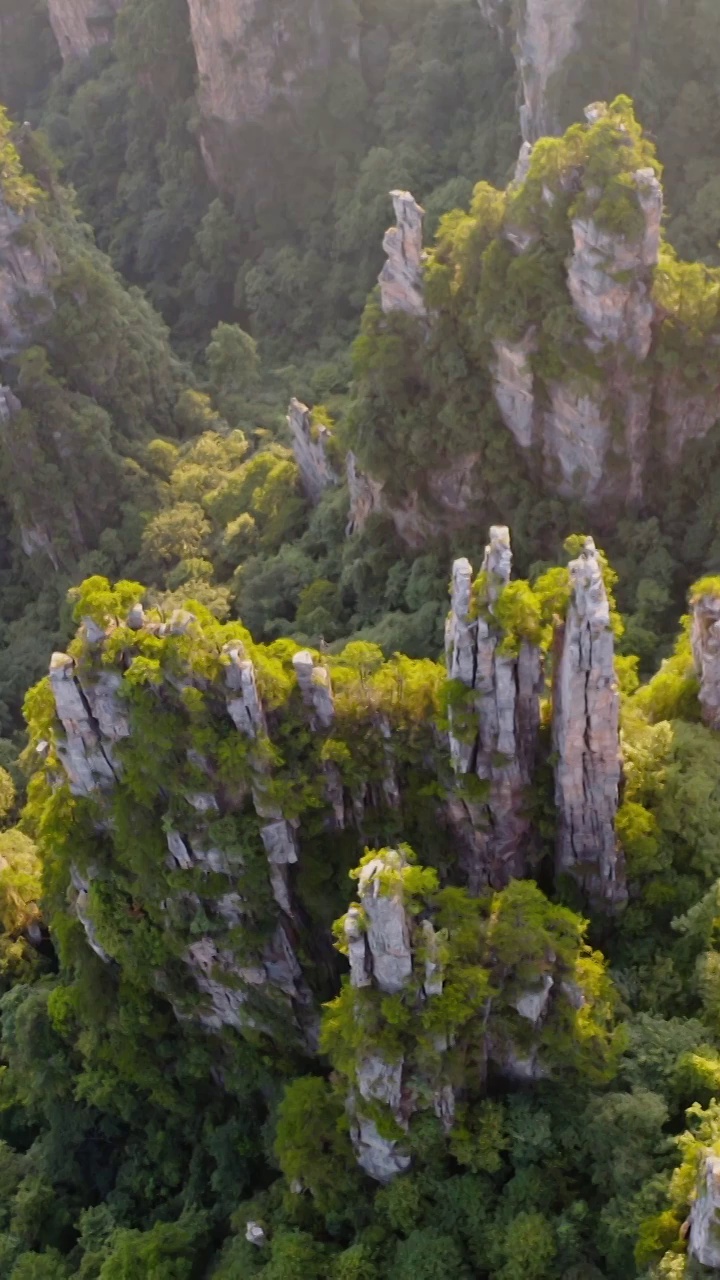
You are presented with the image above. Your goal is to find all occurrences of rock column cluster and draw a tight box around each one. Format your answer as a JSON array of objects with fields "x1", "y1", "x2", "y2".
[
  {"x1": 444, "y1": 527, "x2": 542, "y2": 890},
  {"x1": 46, "y1": 615, "x2": 315, "y2": 1044},
  {"x1": 553, "y1": 538, "x2": 625, "y2": 907}
]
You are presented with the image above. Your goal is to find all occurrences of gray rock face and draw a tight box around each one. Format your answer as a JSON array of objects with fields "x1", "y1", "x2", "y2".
[
  {"x1": 567, "y1": 165, "x2": 662, "y2": 361},
  {"x1": 513, "y1": 974, "x2": 553, "y2": 1023},
  {"x1": 223, "y1": 644, "x2": 267, "y2": 738},
  {"x1": 46, "y1": 0, "x2": 124, "y2": 61},
  {"x1": 357, "y1": 850, "x2": 413, "y2": 995},
  {"x1": 543, "y1": 382, "x2": 611, "y2": 501},
  {"x1": 287, "y1": 398, "x2": 338, "y2": 504},
  {"x1": 350, "y1": 1113, "x2": 411, "y2": 1183},
  {"x1": 445, "y1": 528, "x2": 542, "y2": 890},
  {"x1": 69, "y1": 865, "x2": 111, "y2": 962},
  {"x1": 0, "y1": 192, "x2": 58, "y2": 360},
  {"x1": 221, "y1": 644, "x2": 302, "y2": 917},
  {"x1": 492, "y1": 334, "x2": 537, "y2": 449},
  {"x1": 661, "y1": 374, "x2": 720, "y2": 466},
  {"x1": 345, "y1": 451, "x2": 384, "y2": 536},
  {"x1": 184, "y1": 920, "x2": 310, "y2": 1038},
  {"x1": 49, "y1": 652, "x2": 128, "y2": 797},
  {"x1": 293, "y1": 650, "x2": 335, "y2": 730},
  {"x1": 689, "y1": 1153, "x2": 720, "y2": 1269},
  {"x1": 379, "y1": 191, "x2": 427, "y2": 318},
  {"x1": 344, "y1": 907, "x2": 371, "y2": 988},
  {"x1": 553, "y1": 538, "x2": 625, "y2": 907},
  {"x1": 691, "y1": 590, "x2": 720, "y2": 731},
  {"x1": 245, "y1": 1222, "x2": 267, "y2": 1248}
]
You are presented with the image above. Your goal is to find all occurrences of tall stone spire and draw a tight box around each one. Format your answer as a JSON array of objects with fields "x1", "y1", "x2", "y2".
[
  {"x1": 379, "y1": 191, "x2": 427, "y2": 318},
  {"x1": 553, "y1": 538, "x2": 626, "y2": 907}
]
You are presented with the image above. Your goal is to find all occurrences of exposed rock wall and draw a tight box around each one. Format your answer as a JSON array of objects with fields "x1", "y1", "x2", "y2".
[
  {"x1": 379, "y1": 191, "x2": 427, "y2": 319},
  {"x1": 185, "y1": 0, "x2": 354, "y2": 184},
  {"x1": 445, "y1": 528, "x2": 542, "y2": 891},
  {"x1": 287, "y1": 398, "x2": 338, "y2": 504},
  {"x1": 689, "y1": 1153, "x2": 720, "y2": 1269},
  {"x1": 46, "y1": 0, "x2": 124, "y2": 62},
  {"x1": 553, "y1": 538, "x2": 625, "y2": 907},
  {"x1": 691, "y1": 589, "x2": 720, "y2": 731},
  {"x1": 567, "y1": 165, "x2": 662, "y2": 360},
  {"x1": 0, "y1": 191, "x2": 57, "y2": 360}
]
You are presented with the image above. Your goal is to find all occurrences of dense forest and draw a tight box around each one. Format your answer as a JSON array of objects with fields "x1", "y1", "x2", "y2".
[{"x1": 2, "y1": 0, "x2": 720, "y2": 1276}]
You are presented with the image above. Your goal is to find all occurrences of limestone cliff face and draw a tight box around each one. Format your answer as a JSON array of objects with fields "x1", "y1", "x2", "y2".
[
  {"x1": 691, "y1": 589, "x2": 720, "y2": 731},
  {"x1": 492, "y1": 150, "x2": 664, "y2": 503},
  {"x1": 567, "y1": 166, "x2": 662, "y2": 360},
  {"x1": 185, "y1": 0, "x2": 354, "y2": 184},
  {"x1": 445, "y1": 528, "x2": 542, "y2": 892},
  {"x1": 553, "y1": 538, "x2": 625, "y2": 908},
  {"x1": 379, "y1": 191, "x2": 427, "y2": 319},
  {"x1": 46, "y1": 0, "x2": 124, "y2": 62},
  {"x1": 0, "y1": 191, "x2": 57, "y2": 360},
  {"x1": 287, "y1": 398, "x2": 338, "y2": 505},
  {"x1": 515, "y1": 0, "x2": 589, "y2": 143}
]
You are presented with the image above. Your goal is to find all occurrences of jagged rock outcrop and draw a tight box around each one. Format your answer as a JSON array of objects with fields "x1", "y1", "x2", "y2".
[
  {"x1": 48, "y1": 651, "x2": 127, "y2": 796},
  {"x1": 46, "y1": 0, "x2": 124, "y2": 61},
  {"x1": 689, "y1": 1153, "x2": 720, "y2": 1269},
  {"x1": 46, "y1": 614, "x2": 316, "y2": 1045},
  {"x1": 345, "y1": 452, "x2": 384, "y2": 536},
  {"x1": 444, "y1": 527, "x2": 542, "y2": 891},
  {"x1": 379, "y1": 191, "x2": 427, "y2": 319},
  {"x1": 553, "y1": 538, "x2": 625, "y2": 908},
  {"x1": 0, "y1": 191, "x2": 57, "y2": 359},
  {"x1": 691, "y1": 588, "x2": 720, "y2": 731},
  {"x1": 287, "y1": 399, "x2": 338, "y2": 504}
]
